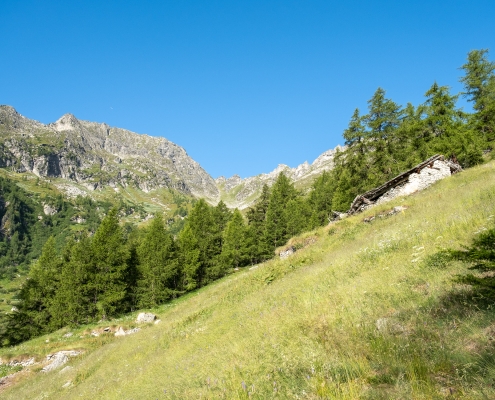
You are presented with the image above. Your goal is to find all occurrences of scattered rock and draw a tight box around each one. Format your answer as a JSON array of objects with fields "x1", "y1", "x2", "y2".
[
  {"x1": 42, "y1": 351, "x2": 81, "y2": 372},
  {"x1": 114, "y1": 327, "x2": 126, "y2": 337},
  {"x1": 43, "y1": 204, "x2": 58, "y2": 216},
  {"x1": 7, "y1": 357, "x2": 36, "y2": 367},
  {"x1": 91, "y1": 331, "x2": 99, "y2": 337},
  {"x1": 59, "y1": 366, "x2": 73, "y2": 374},
  {"x1": 114, "y1": 326, "x2": 141, "y2": 336},
  {"x1": 103, "y1": 327, "x2": 111, "y2": 332},
  {"x1": 154, "y1": 319, "x2": 161, "y2": 324},
  {"x1": 10, "y1": 306, "x2": 18, "y2": 312},
  {"x1": 62, "y1": 380, "x2": 72, "y2": 388},
  {"x1": 63, "y1": 332, "x2": 73, "y2": 338},
  {"x1": 279, "y1": 246, "x2": 295, "y2": 259},
  {"x1": 136, "y1": 312, "x2": 156, "y2": 323}
]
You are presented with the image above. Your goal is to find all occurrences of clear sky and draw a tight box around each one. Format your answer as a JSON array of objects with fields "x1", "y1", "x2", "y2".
[{"x1": 1, "y1": 1, "x2": 495, "y2": 178}]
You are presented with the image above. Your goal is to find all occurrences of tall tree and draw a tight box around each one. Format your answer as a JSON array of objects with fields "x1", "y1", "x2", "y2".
[
  {"x1": 220, "y1": 209, "x2": 248, "y2": 270},
  {"x1": 136, "y1": 214, "x2": 178, "y2": 308},
  {"x1": 263, "y1": 173, "x2": 298, "y2": 252},
  {"x1": 187, "y1": 199, "x2": 215, "y2": 284},
  {"x1": 364, "y1": 87, "x2": 404, "y2": 179},
  {"x1": 90, "y1": 208, "x2": 129, "y2": 320},
  {"x1": 246, "y1": 184, "x2": 270, "y2": 264},
  {"x1": 307, "y1": 171, "x2": 335, "y2": 228},
  {"x1": 178, "y1": 224, "x2": 201, "y2": 291},
  {"x1": 50, "y1": 237, "x2": 95, "y2": 327},
  {"x1": 17, "y1": 236, "x2": 61, "y2": 332},
  {"x1": 460, "y1": 49, "x2": 495, "y2": 144}
]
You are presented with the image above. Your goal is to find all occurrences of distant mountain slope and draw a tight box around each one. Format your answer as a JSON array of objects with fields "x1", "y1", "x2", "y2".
[
  {"x1": 0, "y1": 106, "x2": 219, "y2": 200},
  {"x1": 0, "y1": 105, "x2": 341, "y2": 210},
  {"x1": 216, "y1": 146, "x2": 342, "y2": 209}
]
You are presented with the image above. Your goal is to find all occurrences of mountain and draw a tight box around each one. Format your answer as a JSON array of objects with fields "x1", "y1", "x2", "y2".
[
  {"x1": 0, "y1": 105, "x2": 218, "y2": 200},
  {"x1": 216, "y1": 147, "x2": 342, "y2": 209},
  {"x1": 0, "y1": 105, "x2": 340, "y2": 210}
]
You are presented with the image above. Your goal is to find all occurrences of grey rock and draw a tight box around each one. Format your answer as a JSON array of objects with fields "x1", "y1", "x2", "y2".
[{"x1": 136, "y1": 312, "x2": 156, "y2": 323}]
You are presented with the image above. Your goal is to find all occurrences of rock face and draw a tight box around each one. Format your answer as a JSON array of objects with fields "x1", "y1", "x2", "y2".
[
  {"x1": 216, "y1": 146, "x2": 343, "y2": 209},
  {"x1": 0, "y1": 105, "x2": 219, "y2": 200}
]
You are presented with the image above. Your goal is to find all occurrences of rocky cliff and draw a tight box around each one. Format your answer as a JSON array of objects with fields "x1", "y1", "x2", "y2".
[{"x1": 0, "y1": 106, "x2": 219, "y2": 199}]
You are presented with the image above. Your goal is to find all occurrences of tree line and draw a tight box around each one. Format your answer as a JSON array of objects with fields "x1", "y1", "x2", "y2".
[{"x1": 1, "y1": 48, "x2": 494, "y2": 346}]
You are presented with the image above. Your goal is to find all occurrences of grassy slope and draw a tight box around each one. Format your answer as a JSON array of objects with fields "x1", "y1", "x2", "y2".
[{"x1": 3, "y1": 161, "x2": 495, "y2": 399}]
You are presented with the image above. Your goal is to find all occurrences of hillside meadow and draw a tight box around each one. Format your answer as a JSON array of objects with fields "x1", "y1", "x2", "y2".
[{"x1": 2, "y1": 160, "x2": 495, "y2": 399}]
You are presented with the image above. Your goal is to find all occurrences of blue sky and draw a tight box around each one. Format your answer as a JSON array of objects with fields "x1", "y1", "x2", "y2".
[{"x1": 1, "y1": 1, "x2": 495, "y2": 178}]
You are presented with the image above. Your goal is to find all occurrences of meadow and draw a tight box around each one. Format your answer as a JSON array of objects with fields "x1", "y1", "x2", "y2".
[{"x1": 2, "y1": 160, "x2": 495, "y2": 399}]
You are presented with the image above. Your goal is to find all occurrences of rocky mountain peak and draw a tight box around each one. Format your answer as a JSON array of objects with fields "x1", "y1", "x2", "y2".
[{"x1": 50, "y1": 113, "x2": 81, "y2": 132}]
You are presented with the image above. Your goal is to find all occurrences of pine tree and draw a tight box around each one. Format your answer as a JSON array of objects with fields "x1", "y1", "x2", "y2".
[
  {"x1": 423, "y1": 82, "x2": 482, "y2": 167},
  {"x1": 285, "y1": 197, "x2": 310, "y2": 238},
  {"x1": 364, "y1": 87, "x2": 404, "y2": 179},
  {"x1": 178, "y1": 224, "x2": 201, "y2": 291},
  {"x1": 343, "y1": 108, "x2": 367, "y2": 156},
  {"x1": 460, "y1": 49, "x2": 495, "y2": 144},
  {"x1": 186, "y1": 199, "x2": 215, "y2": 285},
  {"x1": 246, "y1": 184, "x2": 270, "y2": 263},
  {"x1": 17, "y1": 236, "x2": 61, "y2": 332},
  {"x1": 263, "y1": 173, "x2": 298, "y2": 252},
  {"x1": 90, "y1": 208, "x2": 129, "y2": 320},
  {"x1": 50, "y1": 237, "x2": 95, "y2": 327},
  {"x1": 220, "y1": 209, "x2": 248, "y2": 270},
  {"x1": 307, "y1": 171, "x2": 335, "y2": 228},
  {"x1": 136, "y1": 214, "x2": 178, "y2": 308}
]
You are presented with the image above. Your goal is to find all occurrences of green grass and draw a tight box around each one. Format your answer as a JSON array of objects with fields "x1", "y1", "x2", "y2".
[{"x1": 2, "y1": 161, "x2": 495, "y2": 398}]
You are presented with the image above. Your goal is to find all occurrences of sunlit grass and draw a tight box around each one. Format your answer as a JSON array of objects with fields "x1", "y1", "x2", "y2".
[{"x1": 3, "y1": 161, "x2": 495, "y2": 399}]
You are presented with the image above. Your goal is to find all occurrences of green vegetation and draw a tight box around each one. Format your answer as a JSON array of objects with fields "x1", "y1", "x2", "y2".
[
  {"x1": 0, "y1": 48, "x2": 494, "y2": 396},
  {"x1": 1, "y1": 157, "x2": 495, "y2": 398}
]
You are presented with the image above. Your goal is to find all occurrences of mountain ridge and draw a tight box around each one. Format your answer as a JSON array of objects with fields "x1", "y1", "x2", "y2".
[{"x1": 0, "y1": 105, "x2": 340, "y2": 209}]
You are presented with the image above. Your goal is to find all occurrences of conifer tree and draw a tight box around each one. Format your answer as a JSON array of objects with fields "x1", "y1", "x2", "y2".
[
  {"x1": 90, "y1": 208, "x2": 129, "y2": 320},
  {"x1": 50, "y1": 237, "x2": 94, "y2": 327},
  {"x1": 343, "y1": 108, "x2": 367, "y2": 155},
  {"x1": 307, "y1": 171, "x2": 335, "y2": 228},
  {"x1": 423, "y1": 82, "x2": 482, "y2": 167},
  {"x1": 364, "y1": 87, "x2": 404, "y2": 179},
  {"x1": 178, "y1": 224, "x2": 201, "y2": 291},
  {"x1": 17, "y1": 236, "x2": 61, "y2": 331},
  {"x1": 246, "y1": 184, "x2": 270, "y2": 264},
  {"x1": 136, "y1": 214, "x2": 178, "y2": 308},
  {"x1": 460, "y1": 49, "x2": 495, "y2": 143},
  {"x1": 187, "y1": 199, "x2": 215, "y2": 284},
  {"x1": 263, "y1": 173, "x2": 298, "y2": 252},
  {"x1": 220, "y1": 209, "x2": 248, "y2": 270},
  {"x1": 285, "y1": 197, "x2": 310, "y2": 238}
]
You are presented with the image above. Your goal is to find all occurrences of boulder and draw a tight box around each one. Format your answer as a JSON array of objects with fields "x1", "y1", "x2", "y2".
[
  {"x1": 114, "y1": 327, "x2": 126, "y2": 337},
  {"x1": 136, "y1": 312, "x2": 156, "y2": 323}
]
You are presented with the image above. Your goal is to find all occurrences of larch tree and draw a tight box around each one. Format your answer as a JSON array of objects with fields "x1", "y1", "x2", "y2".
[
  {"x1": 90, "y1": 208, "x2": 129, "y2": 320},
  {"x1": 136, "y1": 214, "x2": 178, "y2": 308},
  {"x1": 220, "y1": 209, "x2": 248, "y2": 270}
]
